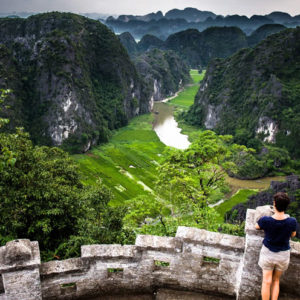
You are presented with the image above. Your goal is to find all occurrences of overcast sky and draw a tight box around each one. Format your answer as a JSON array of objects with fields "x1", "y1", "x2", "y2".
[{"x1": 1, "y1": 0, "x2": 300, "y2": 17}]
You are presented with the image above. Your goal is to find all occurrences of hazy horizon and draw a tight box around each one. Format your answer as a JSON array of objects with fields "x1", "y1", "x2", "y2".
[{"x1": 1, "y1": 0, "x2": 300, "y2": 18}]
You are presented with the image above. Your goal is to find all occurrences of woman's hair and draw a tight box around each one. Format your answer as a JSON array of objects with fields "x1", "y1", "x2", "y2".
[{"x1": 273, "y1": 192, "x2": 290, "y2": 212}]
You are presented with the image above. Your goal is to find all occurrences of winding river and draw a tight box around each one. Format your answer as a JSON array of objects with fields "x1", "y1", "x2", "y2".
[
  {"x1": 152, "y1": 102, "x2": 190, "y2": 150},
  {"x1": 152, "y1": 99, "x2": 285, "y2": 191}
]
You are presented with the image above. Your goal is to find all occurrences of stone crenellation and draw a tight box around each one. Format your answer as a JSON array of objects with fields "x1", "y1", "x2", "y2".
[{"x1": 0, "y1": 207, "x2": 299, "y2": 300}]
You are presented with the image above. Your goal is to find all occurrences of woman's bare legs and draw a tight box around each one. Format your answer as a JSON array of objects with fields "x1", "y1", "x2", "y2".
[
  {"x1": 271, "y1": 269, "x2": 282, "y2": 300},
  {"x1": 262, "y1": 270, "x2": 273, "y2": 300}
]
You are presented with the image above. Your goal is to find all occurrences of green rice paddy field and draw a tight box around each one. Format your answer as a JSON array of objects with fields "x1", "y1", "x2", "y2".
[
  {"x1": 73, "y1": 114, "x2": 164, "y2": 205},
  {"x1": 169, "y1": 70, "x2": 205, "y2": 108},
  {"x1": 73, "y1": 69, "x2": 285, "y2": 218}
]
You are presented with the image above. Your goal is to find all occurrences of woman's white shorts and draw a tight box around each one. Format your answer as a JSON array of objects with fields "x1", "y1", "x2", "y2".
[{"x1": 258, "y1": 244, "x2": 290, "y2": 272}]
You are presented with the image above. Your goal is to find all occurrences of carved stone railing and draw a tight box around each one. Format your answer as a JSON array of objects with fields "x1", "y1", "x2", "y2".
[{"x1": 0, "y1": 207, "x2": 299, "y2": 300}]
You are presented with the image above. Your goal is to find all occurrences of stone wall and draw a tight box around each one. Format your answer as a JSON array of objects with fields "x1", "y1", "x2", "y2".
[{"x1": 0, "y1": 207, "x2": 299, "y2": 300}]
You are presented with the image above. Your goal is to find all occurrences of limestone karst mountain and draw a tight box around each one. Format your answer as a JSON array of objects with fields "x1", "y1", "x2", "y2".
[
  {"x1": 134, "y1": 49, "x2": 190, "y2": 101},
  {"x1": 187, "y1": 27, "x2": 300, "y2": 157},
  {"x1": 247, "y1": 23, "x2": 287, "y2": 47},
  {"x1": 0, "y1": 12, "x2": 150, "y2": 153},
  {"x1": 164, "y1": 27, "x2": 248, "y2": 68}
]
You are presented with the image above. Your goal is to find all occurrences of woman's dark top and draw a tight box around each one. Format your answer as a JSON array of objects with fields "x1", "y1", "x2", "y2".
[{"x1": 258, "y1": 216, "x2": 297, "y2": 252}]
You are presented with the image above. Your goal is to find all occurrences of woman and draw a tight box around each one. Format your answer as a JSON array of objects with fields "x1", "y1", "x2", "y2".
[{"x1": 255, "y1": 192, "x2": 297, "y2": 300}]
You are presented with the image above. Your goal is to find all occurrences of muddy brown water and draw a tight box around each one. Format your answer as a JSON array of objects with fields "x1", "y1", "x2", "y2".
[{"x1": 152, "y1": 102, "x2": 190, "y2": 150}]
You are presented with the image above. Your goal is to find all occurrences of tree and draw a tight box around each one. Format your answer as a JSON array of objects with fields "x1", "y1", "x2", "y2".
[
  {"x1": 123, "y1": 131, "x2": 235, "y2": 236},
  {"x1": 157, "y1": 131, "x2": 233, "y2": 207},
  {"x1": 0, "y1": 128, "x2": 132, "y2": 259},
  {"x1": 0, "y1": 130, "x2": 82, "y2": 249},
  {"x1": 0, "y1": 89, "x2": 131, "y2": 259},
  {"x1": 0, "y1": 89, "x2": 15, "y2": 169}
]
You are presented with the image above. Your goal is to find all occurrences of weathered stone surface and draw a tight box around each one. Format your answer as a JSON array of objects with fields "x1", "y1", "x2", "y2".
[
  {"x1": 89, "y1": 294, "x2": 154, "y2": 300},
  {"x1": 81, "y1": 244, "x2": 137, "y2": 258},
  {"x1": 156, "y1": 289, "x2": 235, "y2": 299},
  {"x1": 254, "y1": 205, "x2": 274, "y2": 222},
  {"x1": 0, "y1": 207, "x2": 299, "y2": 300},
  {"x1": 245, "y1": 209, "x2": 264, "y2": 237},
  {"x1": 291, "y1": 241, "x2": 300, "y2": 255},
  {"x1": 135, "y1": 235, "x2": 182, "y2": 251},
  {"x1": 3, "y1": 268, "x2": 42, "y2": 300},
  {"x1": 0, "y1": 240, "x2": 40, "y2": 273},
  {"x1": 40, "y1": 258, "x2": 84, "y2": 275},
  {"x1": 176, "y1": 226, "x2": 245, "y2": 250},
  {"x1": 4, "y1": 239, "x2": 32, "y2": 264}
]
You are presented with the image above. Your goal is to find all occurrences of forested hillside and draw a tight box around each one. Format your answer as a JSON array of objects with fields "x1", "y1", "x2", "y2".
[
  {"x1": 165, "y1": 27, "x2": 248, "y2": 68},
  {"x1": 187, "y1": 27, "x2": 300, "y2": 157},
  {"x1": 0, "y1": 12, "x2": 150, "y2": 153}
]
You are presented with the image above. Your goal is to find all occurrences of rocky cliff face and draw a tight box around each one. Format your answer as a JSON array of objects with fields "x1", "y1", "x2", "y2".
[
  {"x1": 0, "y1": 12, "x2": 151, "y2": 152},
  {"x1": 188, "y1": 27, "x2": 300, "y2": 157},
  {"x1": 134, "y1": 49, "x2": 190, "y2": 102}
]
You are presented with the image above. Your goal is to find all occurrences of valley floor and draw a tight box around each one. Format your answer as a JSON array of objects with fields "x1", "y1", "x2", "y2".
[{"x1": 73, "y1": 69, "x2": 285, "y2": 218}]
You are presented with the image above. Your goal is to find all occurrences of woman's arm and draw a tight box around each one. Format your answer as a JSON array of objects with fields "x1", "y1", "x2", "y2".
[
  {"x1": 255, "y1": 223, "x2": 261, "y2": 230},
  {"x1": 291, "y1": 231, "x2": 296, "y2": 238}
]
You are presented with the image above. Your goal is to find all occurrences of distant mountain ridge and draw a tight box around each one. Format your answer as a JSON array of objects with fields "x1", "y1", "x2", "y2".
[
  {"x1": 106, "y1": 7, "x2": 300, "y2": 39},
  {"x1": 119, "y1": 24, "x2": 287, "y2": 68}
]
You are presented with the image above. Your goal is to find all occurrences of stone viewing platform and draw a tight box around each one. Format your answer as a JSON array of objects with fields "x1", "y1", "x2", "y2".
[{"x1": 0, "y1": 207, "x2": 299, "y2": 300}]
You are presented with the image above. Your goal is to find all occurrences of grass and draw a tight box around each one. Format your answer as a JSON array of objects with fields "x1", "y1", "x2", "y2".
[
  {"x1": 169, "y1": 70, "x2": 205, "y2": 108},
  {"x1": 168, "y1": 84, "x2": 200, "y2": 108},
  {"x1": 73, "y1": 114, "x2": 165, "y2": 205},
  {"x1": 190, "y1": 69, "x2": 206, "y2": 84},
  {"x1": 215, "y1": 189, "x2": 258, "y2": 222}
]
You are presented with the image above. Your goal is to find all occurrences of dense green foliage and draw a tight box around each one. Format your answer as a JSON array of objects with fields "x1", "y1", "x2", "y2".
[
  {"x1": 227, "y1": 145, "x2": 292, "y2": 179},
  {"x1": 187, "y1": 27, "x2": 300, "y2": 159},
  {"x1": 0, "y1": 12, "x2": 149, "y2": 153},
  {"x1": 0, "y1": 91, "x2": 132, "y2": 260},
  {"x1": 118, "y1": 32, "x2": 139, "y2": 56},
  {"x1": 137, "y1": 34, "x2": 165, "y2": 52},
  {"x1": 0, "y1": 127, "x2": 132, "y2": 260},
  {"x1": 165, "y1": 27, "x2": 248, "y2": 68},
  {"x1": 0, "y1": 90, "x2": 16, "y2": 169},
  {"x1": 247, "y1": 24, "x2": 286, "y2": 47},
  {"x1": 122, "y1": 131, "x2": 243, "y2": 237}
]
